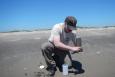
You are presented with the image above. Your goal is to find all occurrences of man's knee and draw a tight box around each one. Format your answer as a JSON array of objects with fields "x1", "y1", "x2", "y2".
[
  {"x1": 41, "y1": 42, "x2": 49, "y2": 52},
  {"x1": 41, "y1": 42, "x2": 54, "y2": 52}
]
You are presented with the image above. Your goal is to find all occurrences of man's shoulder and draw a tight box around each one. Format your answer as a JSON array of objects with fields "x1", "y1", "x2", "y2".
[{"x1": 53, "y1": 23, "x2": 64, "y2": 29}]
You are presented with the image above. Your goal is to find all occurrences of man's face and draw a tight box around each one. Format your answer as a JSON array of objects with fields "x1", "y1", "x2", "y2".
[{"x1": 65, "y1": 23, "x2": 76, "y2": 33}]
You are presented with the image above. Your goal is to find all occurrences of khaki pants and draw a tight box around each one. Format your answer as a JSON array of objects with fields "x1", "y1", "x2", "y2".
[
  {"x1": 41, "y1": 38, "x2": 82, "y2": 69},
  {"x1": 41, "y1": 41, "x2": 72, "y2": 69}
]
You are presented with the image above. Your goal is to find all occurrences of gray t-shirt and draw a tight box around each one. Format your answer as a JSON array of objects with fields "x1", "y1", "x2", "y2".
[{"x1": 49, "y1": 23, "x2": 77, "y2": 46}]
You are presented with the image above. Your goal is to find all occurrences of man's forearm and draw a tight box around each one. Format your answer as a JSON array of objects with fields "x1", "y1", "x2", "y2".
[{"x1": 54, "y1": 42, "x2": 72, "y2": 51}]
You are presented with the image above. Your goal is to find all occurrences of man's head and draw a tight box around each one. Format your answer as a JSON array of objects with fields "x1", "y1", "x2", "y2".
[{"x1": 64, "y1": 16, "x2": 77, "y2": 32}]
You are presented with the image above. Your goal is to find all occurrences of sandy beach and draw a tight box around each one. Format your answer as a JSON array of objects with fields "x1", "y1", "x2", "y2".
[{"x1": 0, "y1": 28, "x2": 115, "y2": 77}]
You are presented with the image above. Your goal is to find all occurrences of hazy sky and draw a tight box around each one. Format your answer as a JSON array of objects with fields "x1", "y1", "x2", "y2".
[{"x1": 0, "y1": 0, "x2": 115, "y2": 32}]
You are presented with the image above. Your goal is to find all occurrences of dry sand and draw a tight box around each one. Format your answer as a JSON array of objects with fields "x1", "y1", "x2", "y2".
[{"x1": 0, "y1": 28, "x2": 115, "y2": 77}]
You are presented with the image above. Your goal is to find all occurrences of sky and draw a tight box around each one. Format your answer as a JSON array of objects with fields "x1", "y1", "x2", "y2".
[{"x1": 0, "y1": 0, "x2": 115, "y2": 32}]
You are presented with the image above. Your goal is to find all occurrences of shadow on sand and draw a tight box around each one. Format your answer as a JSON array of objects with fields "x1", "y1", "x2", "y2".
[
  {"x1": 53, "y1": 54, "x2": 85, "y2": 75},
  {"x1": 53, "y1": 37, "x2": 85, "y2": 75},
  {"x1": 68, "y1": 60, "x2": 85, "y2": 74}
]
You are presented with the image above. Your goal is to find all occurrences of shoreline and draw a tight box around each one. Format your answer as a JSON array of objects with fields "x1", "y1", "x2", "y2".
[{"x1": 0, "y1": 27, "x2": 115, "y2": 33}]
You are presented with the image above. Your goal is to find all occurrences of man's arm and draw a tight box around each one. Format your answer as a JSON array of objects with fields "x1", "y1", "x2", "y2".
[{"x1": 53, "y1": 35, "x2": 81, "y2": 52}]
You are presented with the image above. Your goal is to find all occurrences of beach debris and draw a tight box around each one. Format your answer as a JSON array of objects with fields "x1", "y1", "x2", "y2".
[
  {"x1": 39, "y1": 65, "x2": 45, "y2": 69},
  {"x1": 24, "y1": 67, "x2": 28, "y2": 76},
  {"x1": 24, "y1": 67, "x2": 28, "y2": 70},
  {"x1": 96, "y1": 51, "x2": 101, "y2": 54},
  {"x1": 24, "y1": 73, "x2": 28, "y2": 76}
]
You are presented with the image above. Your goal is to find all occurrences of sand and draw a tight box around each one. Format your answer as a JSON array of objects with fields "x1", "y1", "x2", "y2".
[{"x1": 0, "y1": 28, "x2": 115, "y2": 77}]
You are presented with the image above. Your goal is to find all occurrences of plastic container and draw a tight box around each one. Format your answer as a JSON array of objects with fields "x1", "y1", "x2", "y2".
[{"x1": 62, "y1": 64, "x2": 68, "y2": 75}]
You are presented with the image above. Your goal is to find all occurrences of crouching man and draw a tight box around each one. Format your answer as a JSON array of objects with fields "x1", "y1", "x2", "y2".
[{"x1": 41, "y1": 16, "x2": 82, "y2": 76}]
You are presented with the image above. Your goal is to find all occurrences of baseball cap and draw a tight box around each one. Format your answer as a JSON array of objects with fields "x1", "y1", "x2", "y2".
[{"x1": 64, "y1": 16, "x2": 77, "y2": 30}]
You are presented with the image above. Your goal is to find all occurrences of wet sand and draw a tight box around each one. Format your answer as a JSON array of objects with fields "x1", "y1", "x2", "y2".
[{"x1": 0, "y1": 28, "x2": 115, "y2": 77}]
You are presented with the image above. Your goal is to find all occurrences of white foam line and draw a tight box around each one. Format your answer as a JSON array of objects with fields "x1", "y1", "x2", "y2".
[
  {"x1": 9, "y1": 39, "x2": 21, "y2": 42},
  {"x1": 96, "y1": 51, "x2": 101, "y2": 54},
  {"x1": 34, "y1": 37, "x2": 41, "y2": 40}
]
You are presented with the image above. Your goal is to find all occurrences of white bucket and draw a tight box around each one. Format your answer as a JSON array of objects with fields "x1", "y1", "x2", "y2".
[{"x1": 62, "y1": 64, "x2": 68, "y2": 75}]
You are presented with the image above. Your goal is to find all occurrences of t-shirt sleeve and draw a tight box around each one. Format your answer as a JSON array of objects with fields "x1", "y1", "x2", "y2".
[{"x1": 51, "y1": 25, "x2": 60, "y2": 37}]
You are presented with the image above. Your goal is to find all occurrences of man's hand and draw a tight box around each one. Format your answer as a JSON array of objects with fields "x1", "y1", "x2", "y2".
[
  {"x1": 70, "y1": 47, "x2": 83, "y2": 54},
  {"x1": 70, "y1": 47, "x2": 81, "y2": 51}
]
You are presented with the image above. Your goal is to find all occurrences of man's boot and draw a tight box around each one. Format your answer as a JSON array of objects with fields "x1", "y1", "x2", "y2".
[{"x1": 46, "y1": 64, "x2": 56, "y2": 76}]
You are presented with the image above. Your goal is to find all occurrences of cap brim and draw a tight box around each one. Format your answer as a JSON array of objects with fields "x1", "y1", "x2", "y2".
[{"x1": 68, "y1": 25, "x2": 76, "y2": 30}]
